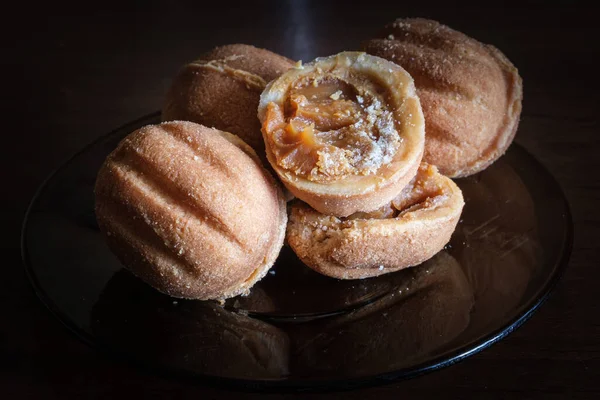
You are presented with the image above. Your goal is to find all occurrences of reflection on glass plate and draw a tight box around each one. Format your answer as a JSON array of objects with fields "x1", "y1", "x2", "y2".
[{"x1": 22, "y1": 113, "x2": 572, "y2": 391}]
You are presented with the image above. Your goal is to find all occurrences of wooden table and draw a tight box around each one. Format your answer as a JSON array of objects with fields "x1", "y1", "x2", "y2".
[{"x1": 4, "y1": 2, "x2": 599, "y2": 398}]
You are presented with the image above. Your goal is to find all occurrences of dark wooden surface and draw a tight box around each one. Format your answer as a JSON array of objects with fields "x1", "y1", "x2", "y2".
[{"x1": 3, "y1": 1, "x2": 599, "y2": 398}]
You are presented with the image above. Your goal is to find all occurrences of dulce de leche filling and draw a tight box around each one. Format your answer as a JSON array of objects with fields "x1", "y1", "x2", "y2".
[
  {"x1": 346, "y1": 164, "x2": 450, "y2": 221},
  {"x1": 262, "y1": 73, "x2": 402, "y2": 182}
]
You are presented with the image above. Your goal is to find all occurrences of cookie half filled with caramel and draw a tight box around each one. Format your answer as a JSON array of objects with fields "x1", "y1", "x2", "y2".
[
  {"x1": 94, "y1": 121, "x2": 287, "y2": 300},
  {"x1": 258, "y1": 52, "x2": 425, "y2": 217},
  {"x1": 287, "y1": 163, "x2": 464, "y2": 279},
  {"x1": 364, "y1": 18, "x2": 523, "y2": 177}
]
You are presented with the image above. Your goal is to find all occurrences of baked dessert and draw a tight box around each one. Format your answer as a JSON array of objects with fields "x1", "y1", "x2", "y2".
[
  {"x1": 93, "y1": 270, "x2": 289, "y2": 378},
  {"x1": 258, "y1": 51, "x2": 425, "y2": 217},
  {"x1": 162, "y1": 44, "x2": 294, "y2": 156},
  {"x1": 292, "y1": 251, "x2": 473, "y2": 376},
  {"x1": 94, "y1": 121, "x2": 287, "y2": 300},
  {"x1": 364, "y1": 18, "x2": 523, "y2": 177},
  {"x1": 287, "y1": 163, "x2": 464, "y2": 279}
]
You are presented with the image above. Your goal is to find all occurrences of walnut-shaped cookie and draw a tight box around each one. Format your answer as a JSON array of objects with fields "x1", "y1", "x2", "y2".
[
  {"x1": 287, "y1": 163, "x2": 464, "y2": 279},
  {"x1": 365, "y1": 18, "x2": 523, "y2": 177},
  {"x1": 95, "y1": 121, "x2": 287, "y2": 300},
  {"x1": 163, "y1": 44, "x2": 294, "y2": 157}
]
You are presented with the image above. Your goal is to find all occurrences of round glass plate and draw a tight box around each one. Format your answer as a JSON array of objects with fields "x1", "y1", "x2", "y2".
[{"x1": 22, "y1": 113, "x2": 572, "y2": 391}]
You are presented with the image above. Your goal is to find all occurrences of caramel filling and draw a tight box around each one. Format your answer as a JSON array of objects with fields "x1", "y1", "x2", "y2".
[
  {"x1": 263, "y1": 75, "x2": 401, "y2": 182},
  {"x1": 346, "y1": 164, "x2": 449, "y2": 221}
]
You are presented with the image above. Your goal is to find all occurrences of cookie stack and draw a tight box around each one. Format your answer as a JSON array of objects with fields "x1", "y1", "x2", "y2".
[{"x1": 94, "y1": 19, "x2": 522, "y2": 300}]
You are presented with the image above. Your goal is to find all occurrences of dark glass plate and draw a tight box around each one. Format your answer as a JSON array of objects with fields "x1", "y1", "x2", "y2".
[{"x1": 22, "y1": 113, "x2": 572, "y2": 391}]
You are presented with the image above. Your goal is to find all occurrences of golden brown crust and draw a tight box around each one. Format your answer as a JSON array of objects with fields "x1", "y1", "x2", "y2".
[
  {"x1": 364, "y1": 18, "x2": 523, "y2": 177},
  {"x1": 94, "y1": 121, "x2": 287, "y2": 300},
  {"x1": 162, "y1": 44, "x2": 294, "y2": 156},
  {"x1": 287, "y1": 163, "x2": 464, "y2": 279},
  {"x1": 258, "y1": 52, "x2": 425, "y2": 217}
]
